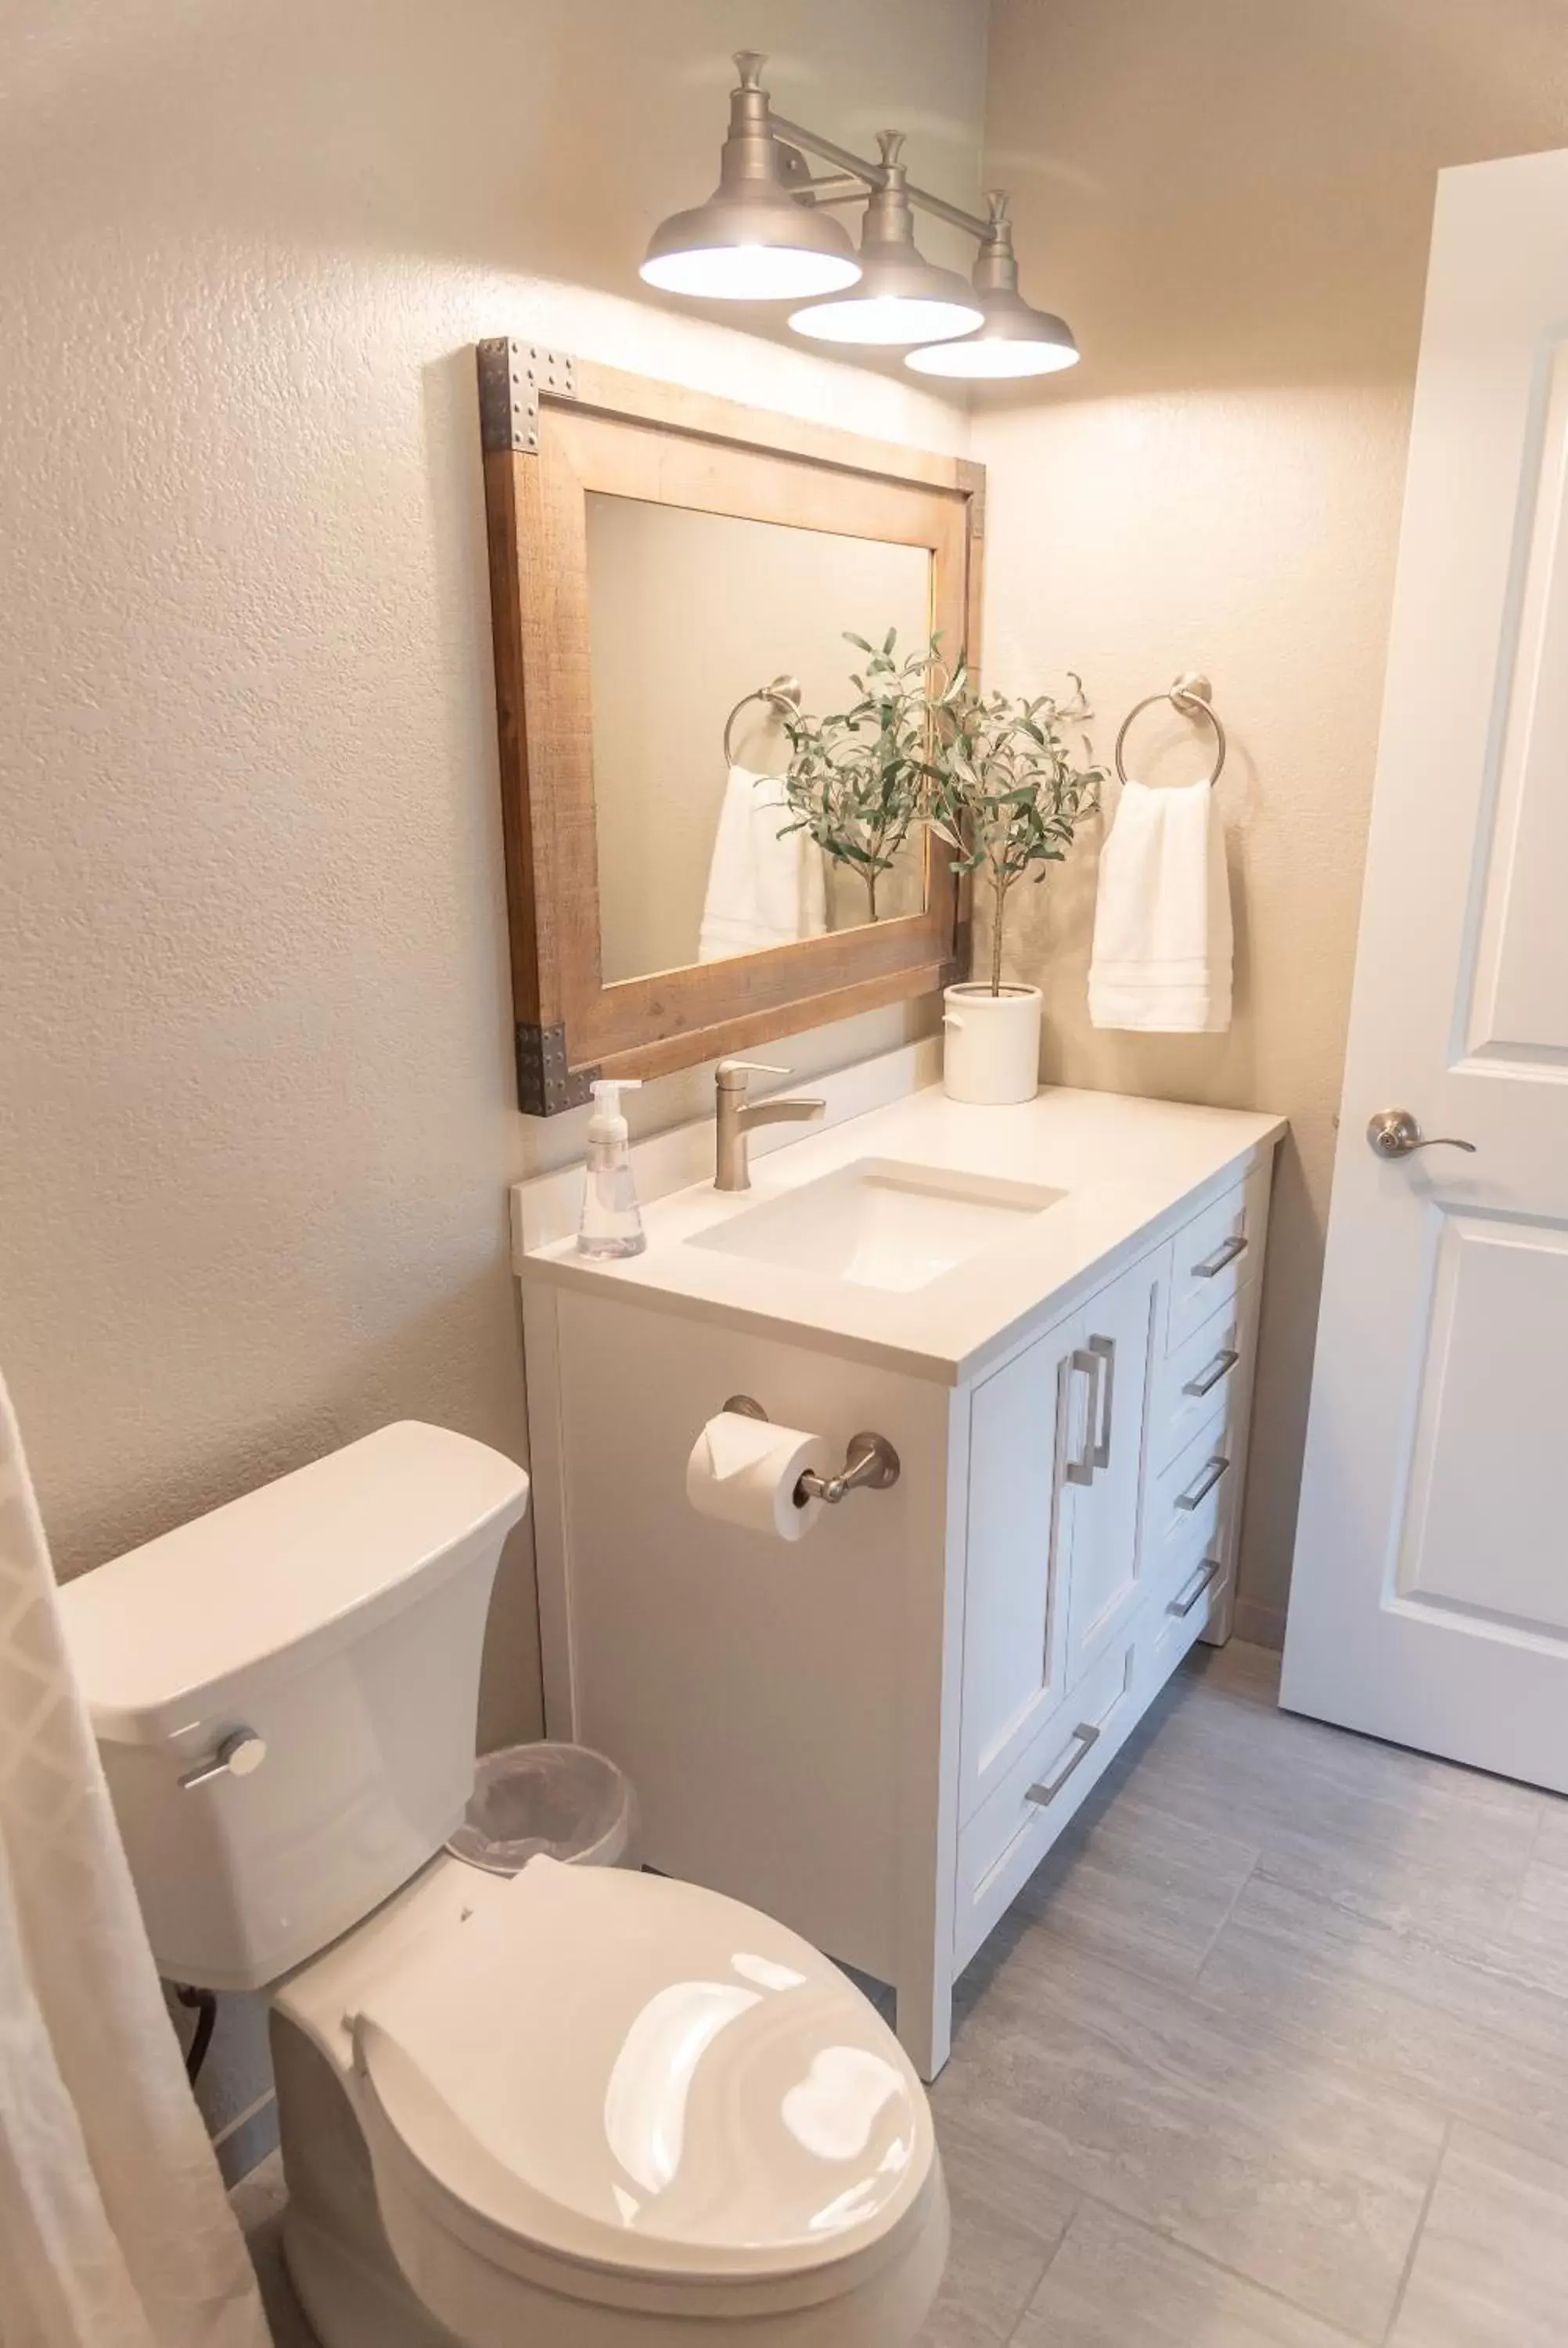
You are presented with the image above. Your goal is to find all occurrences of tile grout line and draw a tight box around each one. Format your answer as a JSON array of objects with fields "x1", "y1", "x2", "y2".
[
  {"x1": 1192, "y1": 1842, "x2": 1262, "y2": 1978},
  {"x1": 214, "y1": 2088, "x2": 277, "y2": 2150},
  {"x1": 1002, "y1": 2182, "x2": 1376, "y2": 2346},
  {"x1": 998, "y1": 2223, "x2": 1077, "y2": 2346},
  {"x1": 1499, "y1": 1795, "x2": 1550, "y2": 1939},
  {"x1": 1379, "y1": 2112, "x2": 1451, "y2": 2347}
]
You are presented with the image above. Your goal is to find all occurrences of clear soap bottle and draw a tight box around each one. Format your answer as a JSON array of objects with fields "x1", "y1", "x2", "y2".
[{"x1": 576, "y1": 1079, "x2": 647, "y2": 1259}]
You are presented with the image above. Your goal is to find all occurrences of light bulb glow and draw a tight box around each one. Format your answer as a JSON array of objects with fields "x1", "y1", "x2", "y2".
[
  {"x1": 789, "y1": 293, "x2": 984, "y2": 348},
  {"x1": 905, "y1": 337, "x2": 1080, "y2": 380},
  {"x1": 641, "y1": 247, "x2": 861, "y2": 301}
]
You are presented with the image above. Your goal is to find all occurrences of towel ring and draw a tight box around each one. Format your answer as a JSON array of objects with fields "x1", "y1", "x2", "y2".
[
  {"x1": 1113, "y1": 672, "x2": 1227, "y2": 788},
  {"x1": 723, "y1": 675, "x2": 803, "y2": 767}
]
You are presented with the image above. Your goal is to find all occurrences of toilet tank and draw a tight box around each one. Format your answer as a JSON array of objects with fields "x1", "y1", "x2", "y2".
[{"x1": 59, "y1": 1422, "x2": 530, "y2": 1991}]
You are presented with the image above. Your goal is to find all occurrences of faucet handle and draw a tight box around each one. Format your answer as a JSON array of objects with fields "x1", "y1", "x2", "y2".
[{"x1": 717, "y1": 1059, "x2": 789, "y2": 1087}]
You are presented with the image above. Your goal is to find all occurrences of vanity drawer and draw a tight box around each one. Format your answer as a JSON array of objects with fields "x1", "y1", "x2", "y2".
[
  {"x1": 1144, "y1": 1551, "x2": 1234, "y2": 1694},
  {"x1": 1153, "y1": 1280, "x2": 1258, "y2": 1471},
  {"x1": 1166, "y1": 1161, "x2": 1268, "y2": 1355},
  {"x1": 954, "y1": 1632, "x2": 1140, "y2": 1973},
  {"x1": 1146, "y1": 1403, "x2": 1239, "y2": 1571}
]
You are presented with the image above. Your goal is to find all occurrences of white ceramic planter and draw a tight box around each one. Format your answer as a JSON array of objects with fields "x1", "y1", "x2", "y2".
[{"x1": 941, "y1": 983, "x2": 1043, "y2": 1105}]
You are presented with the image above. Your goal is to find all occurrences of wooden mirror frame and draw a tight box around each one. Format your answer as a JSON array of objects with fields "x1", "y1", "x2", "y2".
[{"x1": 477, "y1": 338, "x2": 984, "y2": 1115}]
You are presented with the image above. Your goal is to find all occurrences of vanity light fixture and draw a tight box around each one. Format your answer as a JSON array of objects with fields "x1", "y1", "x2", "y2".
[{"x1": 641, "y1": 53, "x2": 1078, "y2": 378}]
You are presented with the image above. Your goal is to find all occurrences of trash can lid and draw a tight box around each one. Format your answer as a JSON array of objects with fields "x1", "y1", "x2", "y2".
[{"x1": 448, "y1": 1741, "x2": 635, "y2": 1875}]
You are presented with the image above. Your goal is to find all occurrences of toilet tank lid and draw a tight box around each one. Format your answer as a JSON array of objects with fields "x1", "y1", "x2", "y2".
[{"x1": 58, "y1": 1422, "x2": 530, "y2": 1745}]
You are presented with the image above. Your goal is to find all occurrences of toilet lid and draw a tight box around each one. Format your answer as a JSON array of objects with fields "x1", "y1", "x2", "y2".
[{"x1": 351, "y1": 1856, "x2": 933, "y2": 2286}]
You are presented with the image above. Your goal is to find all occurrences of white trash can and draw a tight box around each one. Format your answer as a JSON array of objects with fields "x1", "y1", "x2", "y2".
[{"x1": 447, "y1": 1741, "x2": 638, "y2": 1875}]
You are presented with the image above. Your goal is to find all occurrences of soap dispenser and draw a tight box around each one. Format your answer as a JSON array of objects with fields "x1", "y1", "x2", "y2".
[{"x1": 577, "y1": 1079, "x2": 646, "y2": 1259}]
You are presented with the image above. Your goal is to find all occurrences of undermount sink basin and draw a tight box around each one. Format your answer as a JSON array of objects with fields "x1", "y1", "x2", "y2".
[{"x1": 687, "y1": 1158, "x2": 1067, "y2": 1293}]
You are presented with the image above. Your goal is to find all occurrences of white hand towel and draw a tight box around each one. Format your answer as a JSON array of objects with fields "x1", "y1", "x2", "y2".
[
  {"x1": 1088, "y1": 776, "x2": 1232, "y2": 1032},
  {"x1": 698, "y1": 765, "x2": 829, "y2": 963}
]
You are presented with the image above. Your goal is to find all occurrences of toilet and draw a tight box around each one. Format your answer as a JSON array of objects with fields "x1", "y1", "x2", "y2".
[{"x1": 59, "y1": 1421, "x2": 948, "y2": 2348}]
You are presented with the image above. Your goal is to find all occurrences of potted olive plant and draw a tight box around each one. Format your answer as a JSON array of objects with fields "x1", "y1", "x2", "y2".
[
  {"x1": 781, "y1": 632, "x2": 935, "y2": 923},
  {"x1": 930, "y1": 678, "x2": 1104, "y2": 1104}
]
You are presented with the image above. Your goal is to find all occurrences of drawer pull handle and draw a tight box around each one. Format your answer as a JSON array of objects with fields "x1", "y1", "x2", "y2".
[
  {"x1": 1175, "y1": 1453, "x2": 1230, "y2": 1511},
  {"x1": 1026, "y1": 1721, "x2": 1102, "y2": 1807},
  {"x1": 1193, "y1": 1233, "x2": 1248, "y2": 1280},
  {"x1": 1088, "y1": 1333, "x2": 1117, "y2": 1470},
  {"x1": 1170, "y1": 1558, "x2": 1222, "y2": 1617},
  {"x1": 1183, "y1": 1347, "x2": 1240, "y2": 1399},
  {"x1": 1064, "y1": 1349, "x2": 1103, "y2": 1486}
]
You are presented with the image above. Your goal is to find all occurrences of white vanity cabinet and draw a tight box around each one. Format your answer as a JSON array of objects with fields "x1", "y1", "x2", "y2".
[{"x1": 517, "y1": 1083, "x2": 1281, "y2": 2080}]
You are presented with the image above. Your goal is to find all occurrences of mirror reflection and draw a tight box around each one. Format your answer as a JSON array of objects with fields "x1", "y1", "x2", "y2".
[{"x1": 587, "y1": 495, "x2": 933, "y2": 986}]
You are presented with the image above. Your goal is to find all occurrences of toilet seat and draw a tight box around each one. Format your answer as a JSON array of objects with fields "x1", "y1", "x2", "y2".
[{"x1": 346, "y1": 1856, "x2": 939, "y2": 2327}]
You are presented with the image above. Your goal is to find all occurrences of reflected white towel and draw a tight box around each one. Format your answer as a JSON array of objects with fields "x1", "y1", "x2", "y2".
[
  {"x1": 1088, "y1": 777, "x2": 1232, "y2": 1032},
  {"x1": 698, "y1": 765, "x2": 827, "y2": 963}
]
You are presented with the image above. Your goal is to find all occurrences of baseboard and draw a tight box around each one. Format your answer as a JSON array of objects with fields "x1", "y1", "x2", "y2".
[{"x1": 1233, "y1": 1597, "x2": 1286, "y2": 1651}]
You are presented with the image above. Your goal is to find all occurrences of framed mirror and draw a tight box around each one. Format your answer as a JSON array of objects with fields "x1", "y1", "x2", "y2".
[{"x1": 477, "y1": 340, "x2": 984, "y2": 1113}]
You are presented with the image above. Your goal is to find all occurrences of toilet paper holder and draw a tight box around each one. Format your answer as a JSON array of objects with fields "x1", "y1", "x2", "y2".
[{"x1": 723, "y1": 1397, "x2": 901, "y2": 1508}]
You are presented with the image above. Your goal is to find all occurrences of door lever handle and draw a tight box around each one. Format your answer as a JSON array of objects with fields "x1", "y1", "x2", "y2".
[{"x1": 1367, "y1": 1110, "x2": 1476, "y2": 1161}]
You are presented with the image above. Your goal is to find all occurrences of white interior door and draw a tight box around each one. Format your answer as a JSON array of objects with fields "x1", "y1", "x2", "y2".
[{"x1": 1282, "y1": 149, "x2": 1568, "y2": 1792}]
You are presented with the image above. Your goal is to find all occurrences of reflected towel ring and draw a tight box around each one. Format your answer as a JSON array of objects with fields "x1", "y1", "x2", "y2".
[
  {"x1": 1113, "y1": 671, "x2": 1227, "y2": 788},
  {"x1": 723, "y1": 675, "x2": 803, "y2": 768}
]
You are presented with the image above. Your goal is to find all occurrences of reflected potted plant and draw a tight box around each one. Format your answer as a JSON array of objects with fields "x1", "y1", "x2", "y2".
[
  {"x1": 781, "y1": 632, "x2": 936, "y2": 923},
  {"x1": 930, "y1": 679, "x2": 1104, "y2": 1104}
]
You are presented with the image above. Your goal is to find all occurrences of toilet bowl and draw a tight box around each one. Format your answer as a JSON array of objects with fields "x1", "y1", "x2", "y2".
[
  {"x1": 272, "y1": 1848, "x2": 946, "y2": 2347},
  {"x1": 58, "y1": 1421, "x2": 947, "y2": 2347}
]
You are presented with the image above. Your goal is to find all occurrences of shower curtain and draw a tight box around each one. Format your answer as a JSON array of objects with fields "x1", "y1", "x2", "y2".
[{"x1": 0, "y1": 1372, "x2": 272, "y2": 2348}]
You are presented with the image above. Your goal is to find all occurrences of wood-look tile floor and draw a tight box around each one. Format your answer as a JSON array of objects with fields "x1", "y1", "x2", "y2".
[{"x1": 235, "y1": 1641, "x2": 1568, "y2": 2347}]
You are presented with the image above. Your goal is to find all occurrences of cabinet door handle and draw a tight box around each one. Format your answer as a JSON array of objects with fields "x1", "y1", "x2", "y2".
[
  {"x1": 1169, "y1": 1558, "x2": 1222, "y2": 1617},
  {"x1": 1183, "y1": 1347, "x2": 1239, "y2": 1399},
  {"x1": 1063, "y1": 1349, "x2": 1102, "y2": 1486},
  {"x1": 1174, "y1": 1453, "x2": 1230, "y2": 1511},
  {"x1": 1026, "y1": 1721, "x2": 1102, "y2": 1807},
  {"x1": 1088, "y1": 1333, "x2": 1117, "y2": 1470},
  {"x1": 1192, "y1": 1233, "x2": 1247, "y2": 1279}
]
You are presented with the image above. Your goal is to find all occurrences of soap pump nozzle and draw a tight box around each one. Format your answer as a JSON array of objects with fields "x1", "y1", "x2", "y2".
[
  {"x1": 587, "y1": 1077, "x2": 641, "y2": 1141},
  {"x1": 577, "y1": 1079, "x2": 646, "y2": 1259}
]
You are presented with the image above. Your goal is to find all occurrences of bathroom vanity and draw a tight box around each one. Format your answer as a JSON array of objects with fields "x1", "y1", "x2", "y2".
[{"x1": 515, "y1": 1060, "x2": 1283, "y2": 2076}]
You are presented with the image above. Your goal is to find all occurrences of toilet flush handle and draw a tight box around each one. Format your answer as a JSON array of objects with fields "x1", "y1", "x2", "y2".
[{"x1": 179, "y1": 1727, "x2": 268, "y2": 1791}]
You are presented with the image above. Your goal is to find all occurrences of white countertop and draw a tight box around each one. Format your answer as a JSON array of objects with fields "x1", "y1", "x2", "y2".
[{"x1": 518, "y1": 1082, "x2": 1286, "y2": 1385}]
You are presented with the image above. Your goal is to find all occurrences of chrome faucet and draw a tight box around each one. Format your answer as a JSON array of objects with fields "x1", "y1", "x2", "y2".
[{"x1": 714, "y1": 1061, "x2": 826, "y2": 1192}]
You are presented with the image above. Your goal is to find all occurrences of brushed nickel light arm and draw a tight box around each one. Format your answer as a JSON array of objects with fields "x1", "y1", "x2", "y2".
[{"x1": 767, "y1": 108, "x2": 995, "y2": 240}]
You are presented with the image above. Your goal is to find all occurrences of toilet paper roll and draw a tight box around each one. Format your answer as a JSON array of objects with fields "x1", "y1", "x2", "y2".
[{"x1": 685, "y1": 1412, "x2": 833, "y2": 1543}]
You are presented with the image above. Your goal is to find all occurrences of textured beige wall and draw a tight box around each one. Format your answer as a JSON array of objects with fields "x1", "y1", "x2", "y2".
[
  {"x1": 0, "y1": 0, "x2": 986, "y2": 1763},
  {"x1": 977, "y1": 0, "x2": 1568, "y2": 1642}
]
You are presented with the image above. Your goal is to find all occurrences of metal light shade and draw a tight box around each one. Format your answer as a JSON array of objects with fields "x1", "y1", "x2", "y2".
[
  {"x1": 641, "y1": 56, "x2": 861, "y2": 302},
  {"x1": 789, "y1": 135, "x2": 984, "y2": 347},
  {"x1": 906, "y1": 288, "x2": 1079, "y2": 377},
  {"x1": 905, "y1": 194, "x2": 1079, "y2": 379}
]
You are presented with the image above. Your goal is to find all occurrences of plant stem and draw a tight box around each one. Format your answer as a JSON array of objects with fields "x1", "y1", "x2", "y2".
[
  {"x1": 867, "y1": 871, "x2": 879, "y2": 921},
  {"x1": 990, "y1": 874, "x2": 1008, "y2": 995}
]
